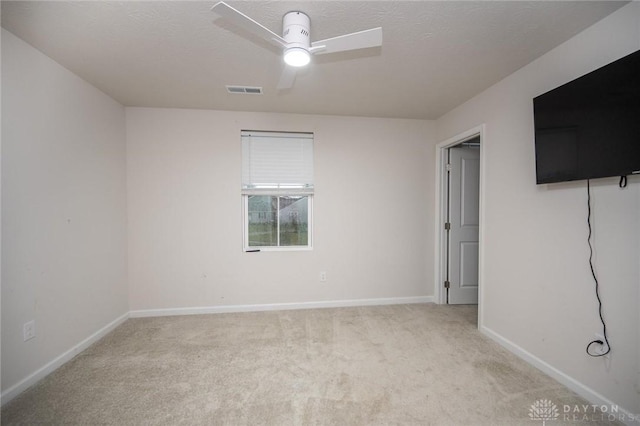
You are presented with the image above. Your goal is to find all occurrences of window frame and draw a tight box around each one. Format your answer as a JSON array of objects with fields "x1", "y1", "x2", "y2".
[
  {"x1": 241, "y1": 130, "x2": 315, "y2": 252},
  {"x1": 242, "y1": 194, "x2": 313, "y2": 252}
]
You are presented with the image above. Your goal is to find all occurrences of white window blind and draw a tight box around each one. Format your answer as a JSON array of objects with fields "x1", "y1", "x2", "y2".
[{"x1": 241, "y1": 131, "x2": 314, "y2": 194}]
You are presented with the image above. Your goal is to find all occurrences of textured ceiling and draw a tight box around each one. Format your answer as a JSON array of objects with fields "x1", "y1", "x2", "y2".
[{"x1": 1, "y1": 1, "x2": 627, "y2": 119}]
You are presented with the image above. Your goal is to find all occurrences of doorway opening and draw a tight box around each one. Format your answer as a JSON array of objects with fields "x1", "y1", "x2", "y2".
[{"x1": 435, "y1": 126, "x2": 485, "y2": 323}]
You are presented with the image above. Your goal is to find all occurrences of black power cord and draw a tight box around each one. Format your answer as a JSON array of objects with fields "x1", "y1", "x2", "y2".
[
  {"x1": 585, "y1": 179, "x2": 611, "y2": 357},
  {"x1": 619, "y1": 175, "x2": 627, "y2": 188}
]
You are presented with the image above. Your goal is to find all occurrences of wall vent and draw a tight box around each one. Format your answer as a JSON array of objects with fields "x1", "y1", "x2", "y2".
[{"x1": 226, "y1": 85, "x2": 263, "y2": 95}]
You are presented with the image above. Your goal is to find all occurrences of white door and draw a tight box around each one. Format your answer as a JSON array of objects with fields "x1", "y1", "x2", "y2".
[{"x1": 446, "y1": 144, "x2": 480, "y2": 304}]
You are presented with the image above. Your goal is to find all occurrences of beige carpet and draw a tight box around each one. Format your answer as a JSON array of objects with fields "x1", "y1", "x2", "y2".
[{"x1": 1, "y1": 304, "x2": 619, "y2": 425}]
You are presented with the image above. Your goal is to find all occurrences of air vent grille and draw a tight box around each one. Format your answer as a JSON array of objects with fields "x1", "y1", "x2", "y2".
[{"x1": 226, "y1": 85, "x2": 263, "y2": 95}]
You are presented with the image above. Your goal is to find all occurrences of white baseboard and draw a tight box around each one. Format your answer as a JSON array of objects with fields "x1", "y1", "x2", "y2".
[
  {"x1": 129, "y1": 296, "x2": 434, "y2": 318},
  {"x1": 480, "y1": 325, "x2": 638, "y2": 425},
  {"x1": 1, "y1": 312, "x2": 129, "y2": 407}
]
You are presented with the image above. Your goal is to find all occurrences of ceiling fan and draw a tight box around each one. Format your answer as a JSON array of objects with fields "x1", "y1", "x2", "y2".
[{"x1": 211, "y1": 1, "x2": 383, "y2": 90}]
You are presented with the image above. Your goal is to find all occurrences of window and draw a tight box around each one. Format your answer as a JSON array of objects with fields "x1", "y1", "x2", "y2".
[{"x1": 242, "y1": 131, "x2": 313, "y2": 251}]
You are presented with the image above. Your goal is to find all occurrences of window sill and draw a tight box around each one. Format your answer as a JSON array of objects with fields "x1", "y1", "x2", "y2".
[{"x1": 244, "y1": 246, "x2": 313, "y2": 253}]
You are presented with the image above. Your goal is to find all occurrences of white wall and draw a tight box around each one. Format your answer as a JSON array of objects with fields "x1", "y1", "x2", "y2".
[
  {"x1": 1, "y1": 30, "x2": 128, "y2": 395},
  {"x1": 126, "y1": 108, "x2": 435, "y2": 311},
  {"x1": 436, "y1": 3, "x2": 640, "y2": 414}
]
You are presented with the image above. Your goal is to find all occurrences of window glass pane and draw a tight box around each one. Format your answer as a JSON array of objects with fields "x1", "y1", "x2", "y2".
[
  {"x1": 248, "y1": 195, "x2": 277, "y2": 246},
  {"x1": 279, "y1": 196, "x2": 308, "y2": 246}
]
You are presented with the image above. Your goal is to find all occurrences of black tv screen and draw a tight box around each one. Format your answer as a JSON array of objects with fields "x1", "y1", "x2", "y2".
[{"x1": 533, "y1": 49, "x2": 640, "y2": 184}]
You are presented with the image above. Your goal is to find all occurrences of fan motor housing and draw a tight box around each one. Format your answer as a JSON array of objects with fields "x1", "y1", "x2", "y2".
[{"x1": 282, "y1": 11, "x2": 311, "y2": 49}]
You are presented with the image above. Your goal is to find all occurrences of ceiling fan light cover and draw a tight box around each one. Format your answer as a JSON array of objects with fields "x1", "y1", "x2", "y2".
[{"x1": 284, "y1": 47, "x2": 311, "y2": 67}]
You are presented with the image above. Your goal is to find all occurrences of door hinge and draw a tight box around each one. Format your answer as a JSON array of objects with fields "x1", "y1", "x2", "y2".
[
  {"x1": 444, "y1": 222, "x2": 451, "y2": 231},
  {"x1": 445, "y1": 163, "x2": 452, "y2": 172},
  {"x1": 444, "y1": 280, "x2": 450, "y2": 289}
]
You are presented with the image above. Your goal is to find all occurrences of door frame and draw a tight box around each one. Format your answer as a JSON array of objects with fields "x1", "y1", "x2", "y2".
[{"x1": 434, "y1": 125, "x2": 486, "y2": 325}]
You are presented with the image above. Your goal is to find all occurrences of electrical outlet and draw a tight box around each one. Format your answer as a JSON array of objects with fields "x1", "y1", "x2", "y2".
[
  {"x1": 594, "y1": 333, "x2": 610, "y2": 358},
  {"x1": 319, "y1": 271, "x2": 327, "y2": 282},
  {"x1": 23, "y1": 320, "x2": 36, "y2": 341}
]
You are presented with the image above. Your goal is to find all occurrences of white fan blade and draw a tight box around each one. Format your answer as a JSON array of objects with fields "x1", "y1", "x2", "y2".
[
  {"x1": 211, "y1": 2, "x2": 287, "y2": 49},
  {"x1": 311, "y1": 27, "x2": 382, "y2": 55},
  {"x1": 277, "y1": 66, "x2": 297, "y2": 90}
]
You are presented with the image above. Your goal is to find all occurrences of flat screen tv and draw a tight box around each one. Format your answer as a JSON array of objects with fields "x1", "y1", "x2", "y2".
[{"x1": 533, "y1": 49, "x2": 640, "y2": 184}]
